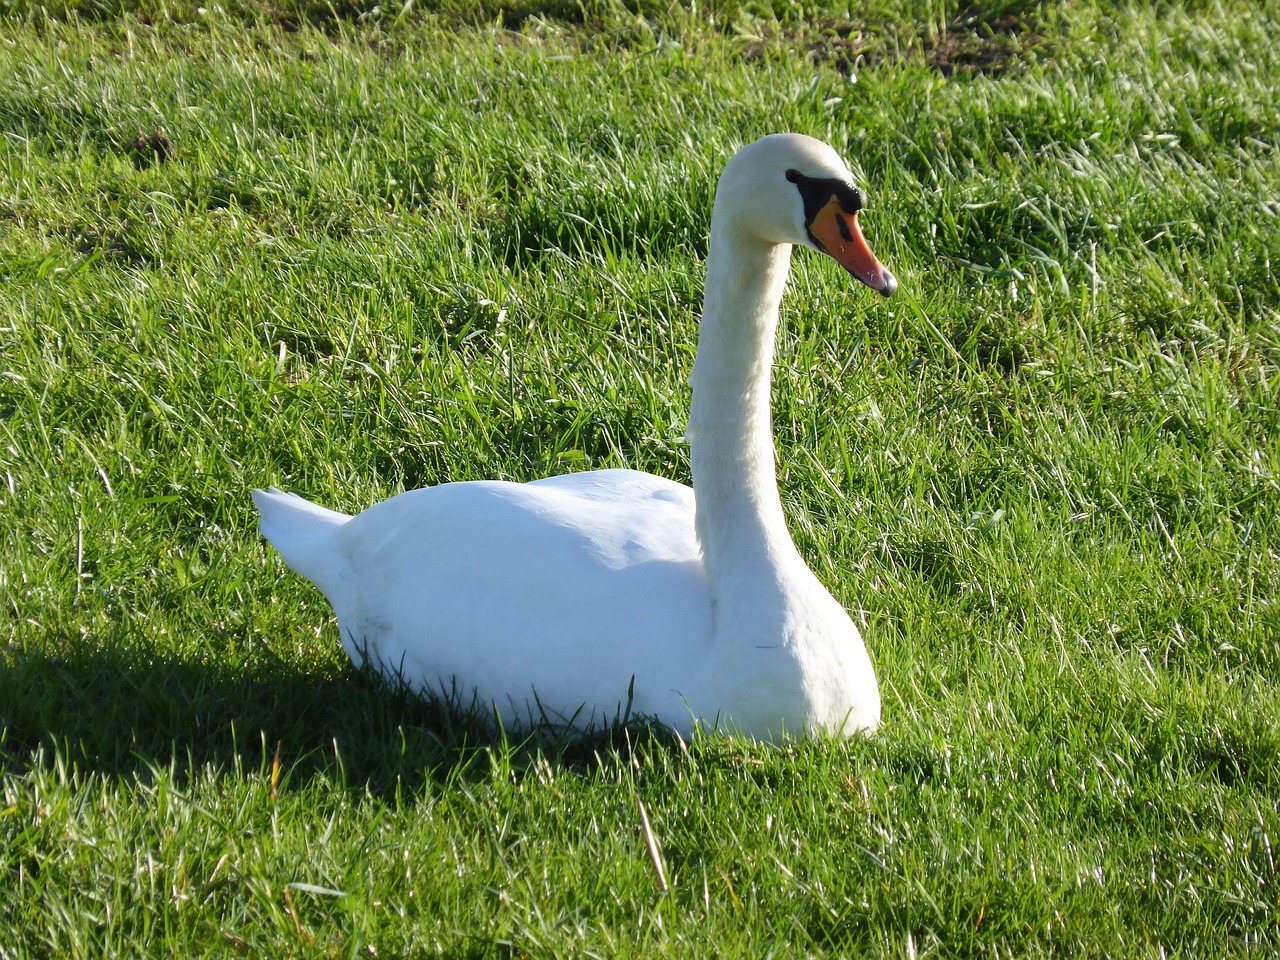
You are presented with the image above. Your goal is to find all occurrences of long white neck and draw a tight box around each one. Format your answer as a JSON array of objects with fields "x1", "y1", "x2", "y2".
[{"x1": 687, "y1": 221, "x2": 803, "y2": 597}]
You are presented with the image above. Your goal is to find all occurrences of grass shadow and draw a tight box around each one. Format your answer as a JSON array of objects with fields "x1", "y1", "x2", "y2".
[{"x1": 0, "y1": 639, "x2": 685, "y2": 797}]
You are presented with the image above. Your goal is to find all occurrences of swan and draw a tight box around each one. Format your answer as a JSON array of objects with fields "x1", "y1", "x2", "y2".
[{"x1": 253, "y1": 133, "x2": 897, "y2": 739}]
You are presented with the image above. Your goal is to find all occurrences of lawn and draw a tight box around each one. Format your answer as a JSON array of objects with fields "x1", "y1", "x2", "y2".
[{"x1": 1, "y1": 0, "x2": 1278, "y2": 955}]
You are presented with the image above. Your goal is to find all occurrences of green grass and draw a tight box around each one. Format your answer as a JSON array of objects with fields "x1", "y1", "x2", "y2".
[{"x1": 2, "y1": 0, "x2": 1279, "y2": 955}]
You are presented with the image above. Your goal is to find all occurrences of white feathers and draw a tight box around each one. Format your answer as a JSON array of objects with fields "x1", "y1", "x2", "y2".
[{"x1": 253, "y1": 134, "x2": 883, "y2": 739}]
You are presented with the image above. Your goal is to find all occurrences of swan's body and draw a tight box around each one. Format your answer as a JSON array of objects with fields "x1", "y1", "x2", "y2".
[{"x1": 254, "y1": 133, "x2": 897, "y2": 739}]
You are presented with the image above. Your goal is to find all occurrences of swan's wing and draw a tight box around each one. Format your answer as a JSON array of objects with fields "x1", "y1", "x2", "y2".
[{"x1": 327, "y1": 470, "x2": 711, "y2": 724}]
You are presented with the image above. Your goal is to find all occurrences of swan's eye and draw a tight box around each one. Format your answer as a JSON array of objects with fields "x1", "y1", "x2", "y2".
[{"x1": 786, "y1": 170, "x2": 867, "y2": 227}]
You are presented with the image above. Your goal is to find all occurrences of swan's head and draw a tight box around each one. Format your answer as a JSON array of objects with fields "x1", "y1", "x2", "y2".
[{"x1": 715, "y1": 133, "x2": 897, "y2": 297}]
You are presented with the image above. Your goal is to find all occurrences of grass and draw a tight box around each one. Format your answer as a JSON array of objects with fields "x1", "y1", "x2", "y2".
[{"x1": 2, "y1": 0, "x2": 1279, "y2": 954}]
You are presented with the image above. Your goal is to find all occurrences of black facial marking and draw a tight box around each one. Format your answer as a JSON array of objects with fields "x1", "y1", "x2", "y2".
[{"x1": 786, "y1": 168, "x2": 867, "y2": 226}]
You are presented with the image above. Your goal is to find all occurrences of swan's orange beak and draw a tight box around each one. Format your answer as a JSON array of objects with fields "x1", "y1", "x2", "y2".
[{"x1": 808, "y1": 197, "x2": 898, "y2": 297}]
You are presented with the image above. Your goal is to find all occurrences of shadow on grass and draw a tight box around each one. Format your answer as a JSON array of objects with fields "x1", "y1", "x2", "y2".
[{"x1": 0, "y1": 639, "x2": 682, "y2": 796}]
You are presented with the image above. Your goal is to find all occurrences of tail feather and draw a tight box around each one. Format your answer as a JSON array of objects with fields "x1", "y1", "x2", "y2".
[{"x1": 252, "y1": 487, "x2": 354, "y2": 608}]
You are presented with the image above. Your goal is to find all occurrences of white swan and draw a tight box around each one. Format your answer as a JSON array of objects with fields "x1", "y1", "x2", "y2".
[{"x1": 253, "y1": 133, "x2": 897, "y2": 739}]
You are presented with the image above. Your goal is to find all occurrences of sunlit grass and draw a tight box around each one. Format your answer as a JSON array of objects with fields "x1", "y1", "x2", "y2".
[{"x1": 2, "y1": 1, "x2": 1278, "y2": 955}]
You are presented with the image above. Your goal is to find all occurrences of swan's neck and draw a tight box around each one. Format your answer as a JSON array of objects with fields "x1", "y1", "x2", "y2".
[{"x1": 688, "y1": 227, "x2": 803, "y2": 591}]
